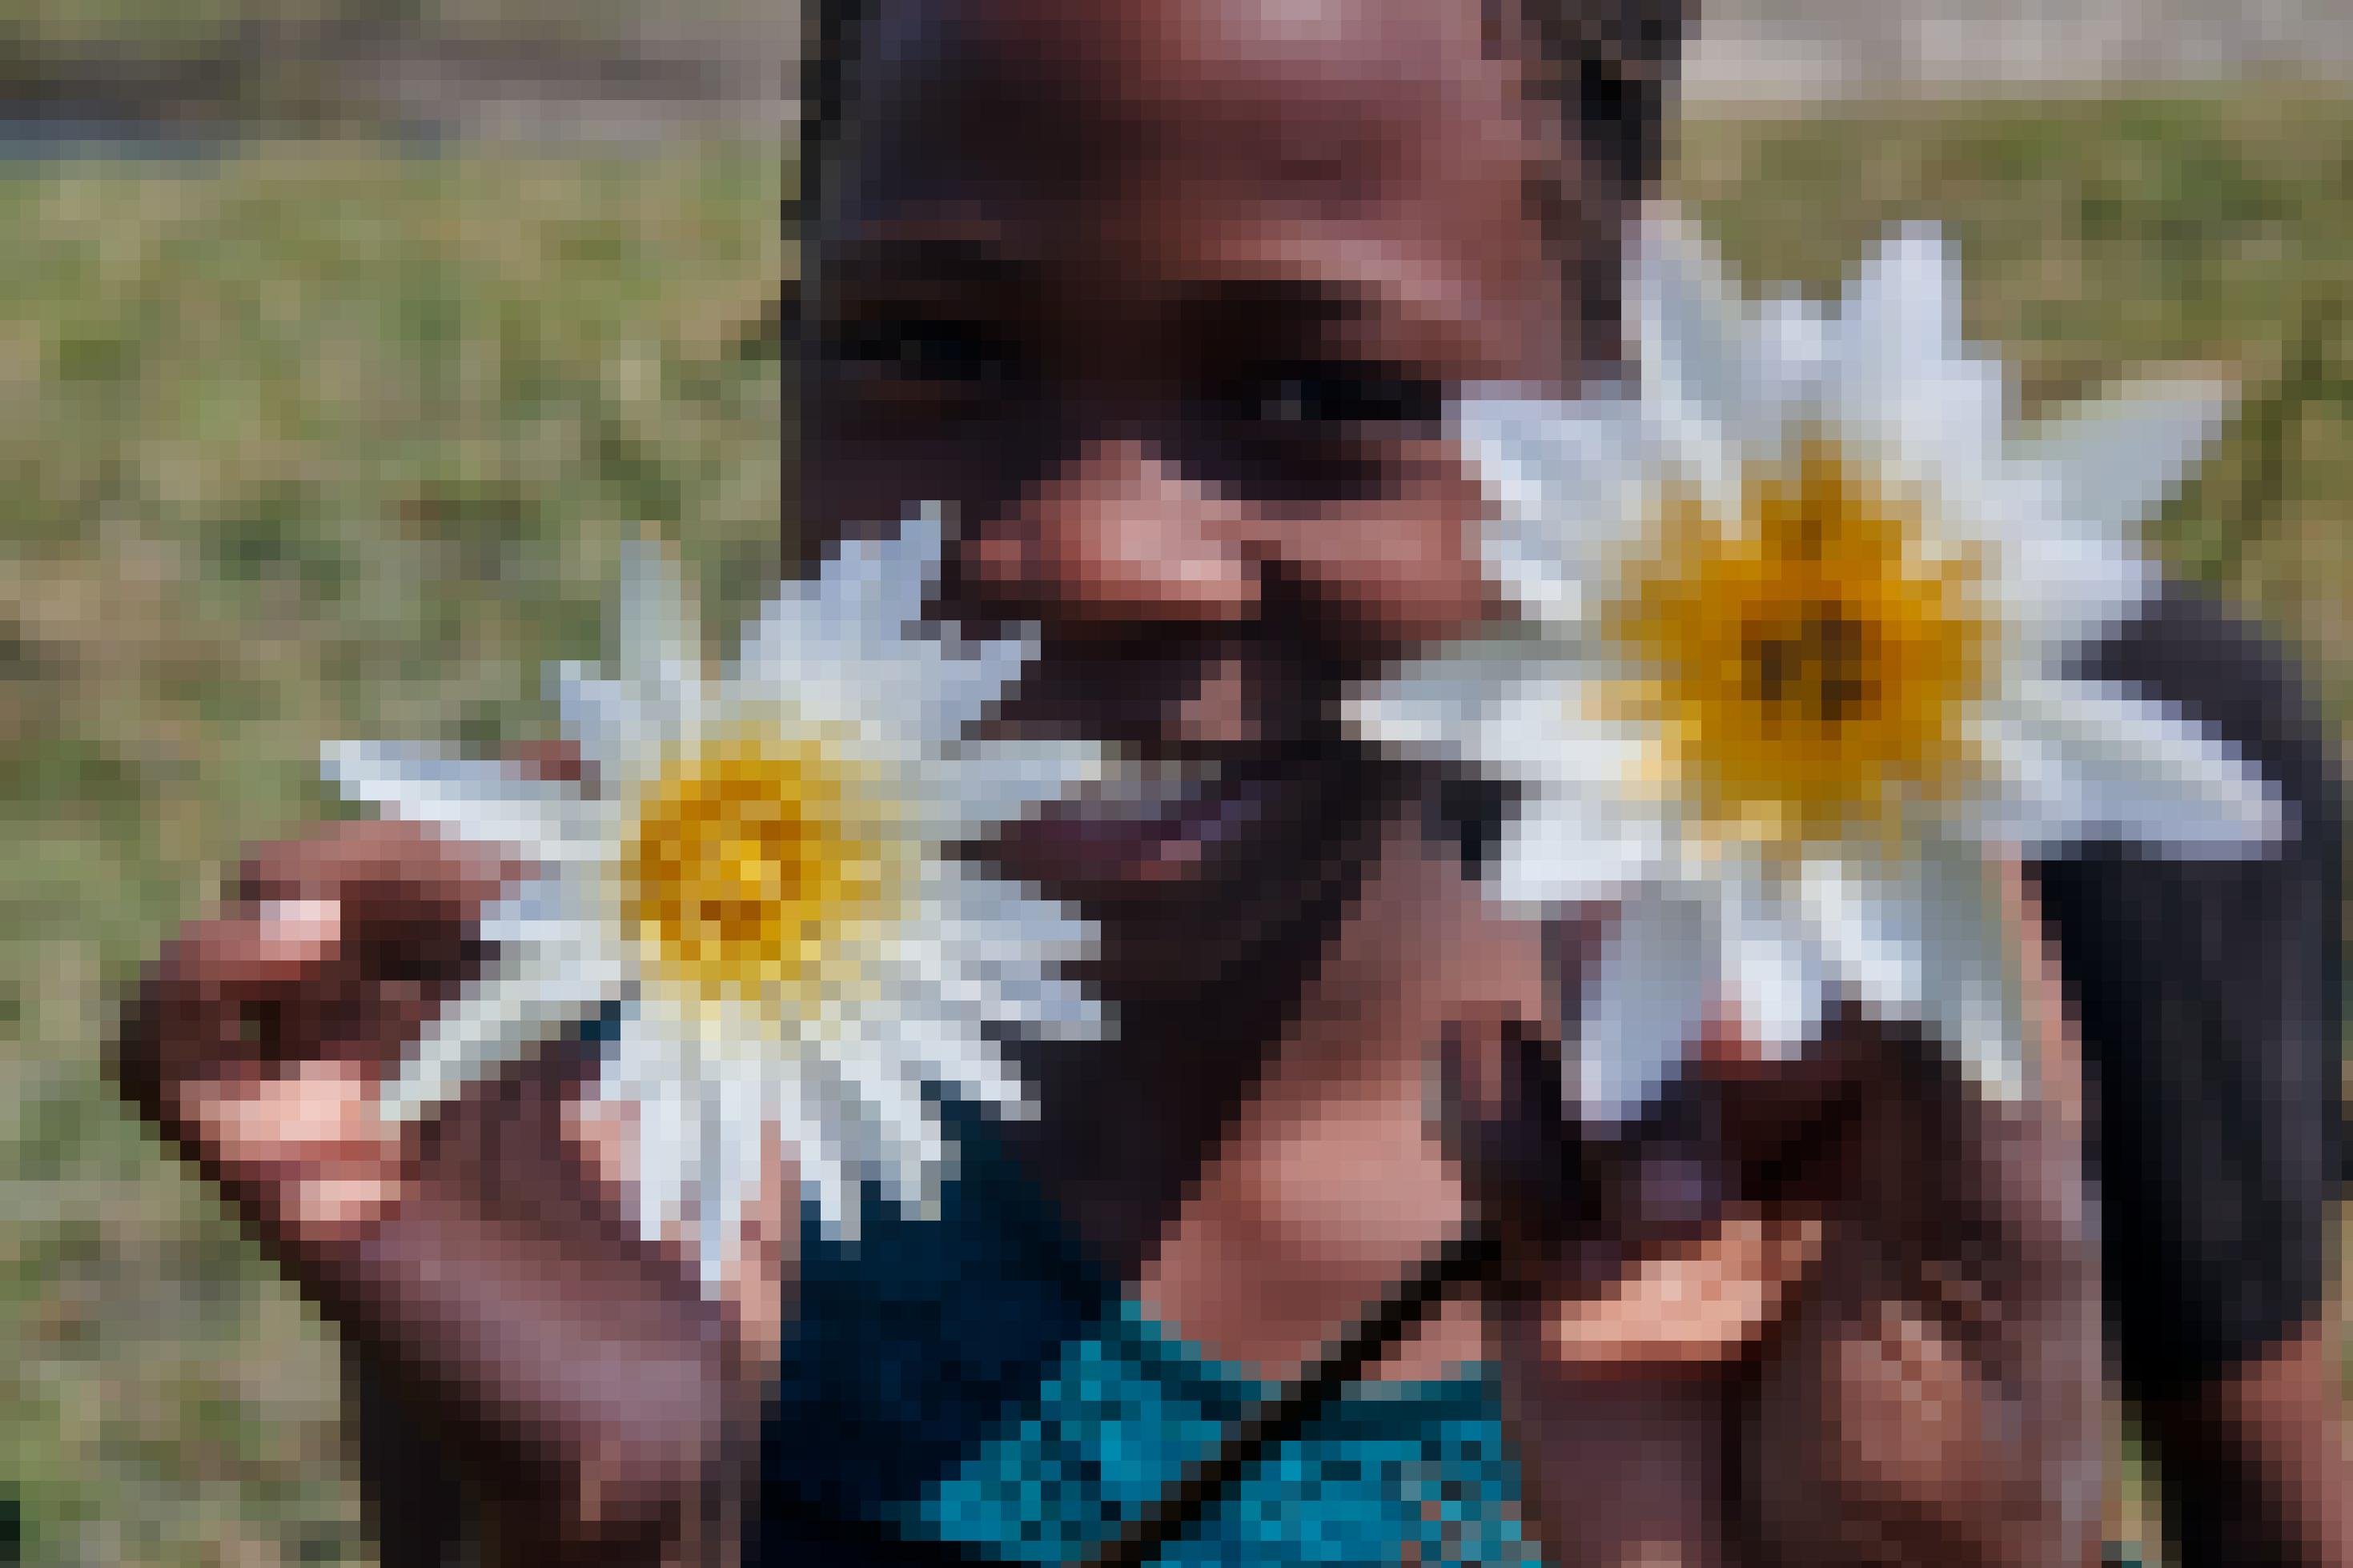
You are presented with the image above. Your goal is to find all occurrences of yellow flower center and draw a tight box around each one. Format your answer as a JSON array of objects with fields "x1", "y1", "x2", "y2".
[
  {"x1": 620, "y1": 730, "x2": 903, "y2": 1013},
  {"x1": 1599, "y1": 438, "x2": 1992, "y2": 858}
]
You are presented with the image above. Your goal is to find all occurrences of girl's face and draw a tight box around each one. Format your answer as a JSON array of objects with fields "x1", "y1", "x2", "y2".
[{"x1": 801, "y1": 0, "x2": 1621, "y2": 966}]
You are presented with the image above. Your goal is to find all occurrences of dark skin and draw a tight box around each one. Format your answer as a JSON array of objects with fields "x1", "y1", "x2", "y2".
[
  {"x1": 2145, "y1": 1317, "x2": 2353, "y2": 1565},
  {"x1": 115, "y1": 2, "x2": 2106, "y2": 1562}
]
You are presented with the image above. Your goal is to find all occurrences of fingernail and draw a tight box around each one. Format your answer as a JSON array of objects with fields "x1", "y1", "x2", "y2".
[{"x1": 255, "y1": 898, "x2": 341, "y2": 963}]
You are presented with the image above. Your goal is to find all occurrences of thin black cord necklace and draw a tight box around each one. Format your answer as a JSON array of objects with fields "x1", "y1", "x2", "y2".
[{"x1": 1079, "y1": 1220, "x2": 1504, "y2": 1568}]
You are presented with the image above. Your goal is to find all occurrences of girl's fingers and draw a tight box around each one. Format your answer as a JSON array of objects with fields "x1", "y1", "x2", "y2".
[
  {"x1": 1541, "y1": 1205, "x2": 1827, "y2": 1371},
  {"x1": 1442, "y1": 1001, "x2": 1829, "y2": 1369}
]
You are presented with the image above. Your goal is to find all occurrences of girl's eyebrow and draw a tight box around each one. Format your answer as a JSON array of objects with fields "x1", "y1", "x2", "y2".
[
  {"x1": 1174, "y1": 256, "x2": 1491, "y2": 359},
  {"x1": 825, "y1": 219, "x2": 1494, "y2": 359},
  {"x1": 825, "y1": 224, "x2": 1041, "y2": 291}
]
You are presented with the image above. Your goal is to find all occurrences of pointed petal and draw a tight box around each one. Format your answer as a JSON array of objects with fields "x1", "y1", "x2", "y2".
[
  {"x1": 810, "y1": 501, "x2": 947, "y2": 651},
  {"x1": 689, "y1": 1076, "x2": 762, "y2": 1293},
  {"x1": 1344, "y1": 640, "x2": 1524, "y2": 758},
  {"x1": 769, "y1": 1065, "x2": 857, "y2": 1244},
  {"x1": 1633, "y1": 215, "x2": 1774, "y2": 511},
  {"x1": 1844, "y1": 222, "x2": 1967, "y2": 370},
  {"x1": 616, "y1": 536, "x2": 706, "y2": 724},
  {"x1": 323, "y1": 741, "x2": 612, "y2": 860},
  {"x1": 474, "y1": 870, "x2": 601, "y2": 948},
  {"x1": 888, "y1": 1005, "x2": 1035, "y2": 1113},
  {"x1": 1797, "y1": 856, "x2": 1928, "y2": 1024},
  {"x1": 2018, "y1": 377, "x2": 2236, "y2": 538},
  {"x1": 626, "y1": 1074, "x2": 699, "y2": 1250},
  {"x1": 1470, "y1": 668, "x2": 1659, "y2": 797},
  {"x1": 822, "y1": 1041, "x2": 951, "y2": 1219},
  {"x1": 1756, "y1": 288, "x2": 1833, "y2": 395},
  {"x1": 1827, "y1": 224, "x2": 2011, "y2": 485},
  {"x1": 1491, "y1": 793, "x2": 1664, "y2": 910},
  {"x1": 1978, "y1": 676, "x2": 2287, "y2": 853},
  {"x1": 550, "y1": 663, "x2": 664, "y2": 784},
  {"x1": 907, "y1": 627, "x2": 1038, "y2": 740},
  {"x1": 1572, "y1": 885, "x2": 1713, "y2": 1127},
  {"x1": 1716, "y1": 867, "x2": 1832, "y2": 1057},
  {"x1": 1454, "y1": 393, "x2": 1654, "y2": 627},
  {"x1": 379, "y1": 949, "x2": 608, "y2": 1121},
  {"x1": 1912, "y1": 842, "x2": 2032, "y2": 1103},
  {"x1": 1970, "y1": 467, "x2": 2160, "y2": 657},
  {"x1": 930, "y1": 736, "x2": 1110, "y2": 836}
]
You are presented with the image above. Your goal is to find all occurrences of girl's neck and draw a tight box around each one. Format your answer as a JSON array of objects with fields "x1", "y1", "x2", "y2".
[{"x1": 1006, "y1": 803, "x2": 1539, "y2": 1307}]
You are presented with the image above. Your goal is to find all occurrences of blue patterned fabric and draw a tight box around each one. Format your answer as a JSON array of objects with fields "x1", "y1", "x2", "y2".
[{"x1": 754, "y1": 1106, "x2": 1539, "y2": 1566}]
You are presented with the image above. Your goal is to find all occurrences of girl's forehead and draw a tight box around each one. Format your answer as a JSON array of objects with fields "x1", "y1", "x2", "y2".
[{"x1": 843, "y1": 0, "x2": 1545, "y2": 218}]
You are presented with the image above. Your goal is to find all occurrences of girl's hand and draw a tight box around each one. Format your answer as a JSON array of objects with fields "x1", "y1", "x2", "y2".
[
  {"x1": 115, "y1": 811, "x2": 517, "y2": 1255},
  {"x1": 1441, "y1": 874, "x2": 2104, "y2": 1567},
  {"x1": 114, "y1": 744, "x2": 789, "y2": 1360},
  {"x1": 114, "y1": 746, "x2": 789, "y2": 1560}
]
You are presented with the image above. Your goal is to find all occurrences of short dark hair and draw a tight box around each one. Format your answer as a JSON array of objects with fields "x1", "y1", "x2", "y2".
[{"x1": 793, "y1": 0, "x2": 1697, "y2": 219}]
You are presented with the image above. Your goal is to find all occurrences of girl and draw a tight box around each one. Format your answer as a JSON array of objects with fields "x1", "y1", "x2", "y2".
[{"x1": 119, "y1": 2, "x2": 2104, "y2": 1562}]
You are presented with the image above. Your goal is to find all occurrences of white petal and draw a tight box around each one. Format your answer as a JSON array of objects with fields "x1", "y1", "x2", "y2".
[
  {"x1": 888, "y1": 1005, "x2": 1036, "y2": 1113},
  {"x1": 906, "y1": 628, "x2": 1038, "y2": 740},
  {"x1": 724, "y1": 1061, "x2": 851, "y2": 1245},
  {"x1": 551, "y1": 664, "x2": 665, "y2": 784},
  {"x1": 473, "y1": 866, "x2": 613, "y2": 951},
  {"x1": 1911, "y1": 842, "x2": 2031, "y2": 1103},
  {"x1": 810, "y1": 501, "x2": 947, "y2": 652},
  {"x1": 930, "y1": 736, "x2": 1110, "y2": 836},
  {"x1": 322, "y1": 741, "x2": 614, "y2": 862},
  {"x1": 1468, "y1": 669, "x2": 1658, "y2": 797},
  {"x1": 379, "y1": 948, "x2": 610, "y2": 1121},
  {"x1": 615, "y1": 537, "x2": 706, "y2": 727},
  {"x1": 739, "y1": 503, "x2": 953, "y2": 706},
  {"x1": 1715, "y1": 867, "x2": 1832, "y2": 1057},
  {"x1": 928, "y1": 861, "x2": 1098, "y2": 967},
  {"x1": 689, "y1": 1076, "x2": 765, "y2": 1292},
  {"x1": 1843, "y1": 223, "x2": 1968, "y2": 372},
  {"x1": 1756, "y1": 288, "x2": 1833, "y2": 393},
  {"x1": 1633, "y1": 212, "x2": 1775, "y2": 504},
  {"x1": 922, "y1": 943, "x2": 1103, "y2": 1048},
  {"x1": 1454, "y1": 392, "x2": 1653, "y2": 627},
  {"x1": 2018, "y1": 377, "x2": 2237, "y2": 539},
  {"x1": 1491, "y1": 793, "x2": 1664, "y2": 910},
  {"x1": 627, "y1": 1075, "x2": 699, "y2": 1250},
  {"x1": 1977, "y1": 676, "x2": 2286, "y2": 853},
  {"x1": 1572, "y1": 884, "x2": 1714, "y2": 1127},
  {"x1": 1344, "y1": 636, "x2": 1540, "y2": 756},
  {"x1": 811, "y1": 1037, "x2": 949, "y2": 1217},
  {"x1": 1827, "y1": 224, "x2": 2011, "y2": 485},
  {"x1": 1797, "y1": 856, "x2": 1928, "y2": 1024},
  {"x1": 1970, "y1": 469, "x2": 2158, "y2": 658}
]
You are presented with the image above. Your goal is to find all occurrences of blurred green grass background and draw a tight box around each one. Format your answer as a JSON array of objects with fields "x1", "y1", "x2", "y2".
[{"x1": 2, "y1": 91, "x2": 2347, "y2": 1564}]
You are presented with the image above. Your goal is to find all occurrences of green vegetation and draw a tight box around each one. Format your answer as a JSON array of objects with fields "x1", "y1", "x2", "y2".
[
  {"x1": 2, "y1": 90, "x2": 2346, "y2": 1564},
  {"x1": 3, "y1": 141, "x2": 783, "y2": 1568}
]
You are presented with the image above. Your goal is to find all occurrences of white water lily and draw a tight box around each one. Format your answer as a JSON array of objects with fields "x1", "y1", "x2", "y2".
[
  {"x1": 1351, "y1": 215, "x2": 2284, "y2": 1125},
  {"x1": 323, "y1": 505, "x2": 1104, "y2": 1287}
]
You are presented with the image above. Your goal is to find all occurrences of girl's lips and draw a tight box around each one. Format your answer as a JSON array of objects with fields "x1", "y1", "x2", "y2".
[{"x1": 998, "y1": 758, "x2": 1294, "y2": 892}]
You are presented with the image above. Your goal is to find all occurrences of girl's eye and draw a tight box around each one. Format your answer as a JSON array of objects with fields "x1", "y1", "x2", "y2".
[
  {"x1": 825, "y1": 316, "x2": 1018, "y2": 391},
  {"x1": 1239, "y1": 364, "x2": 1444, "y2": 438}
]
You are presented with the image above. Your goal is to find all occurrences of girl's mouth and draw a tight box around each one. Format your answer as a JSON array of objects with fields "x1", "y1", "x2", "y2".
[{"x1": 998, "y1": 754, "x2": 1307, "y2": 894}]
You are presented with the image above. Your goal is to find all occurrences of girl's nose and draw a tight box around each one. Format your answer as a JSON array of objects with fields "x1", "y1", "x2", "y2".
[{"x1": 954, "y1": 437, "x2": 1262, "y2": 632}]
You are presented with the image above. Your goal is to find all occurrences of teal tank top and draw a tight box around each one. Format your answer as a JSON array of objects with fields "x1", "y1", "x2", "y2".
[{"x1": 753, "y1": 1104, "x2": 1540, "y2": 1566}]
